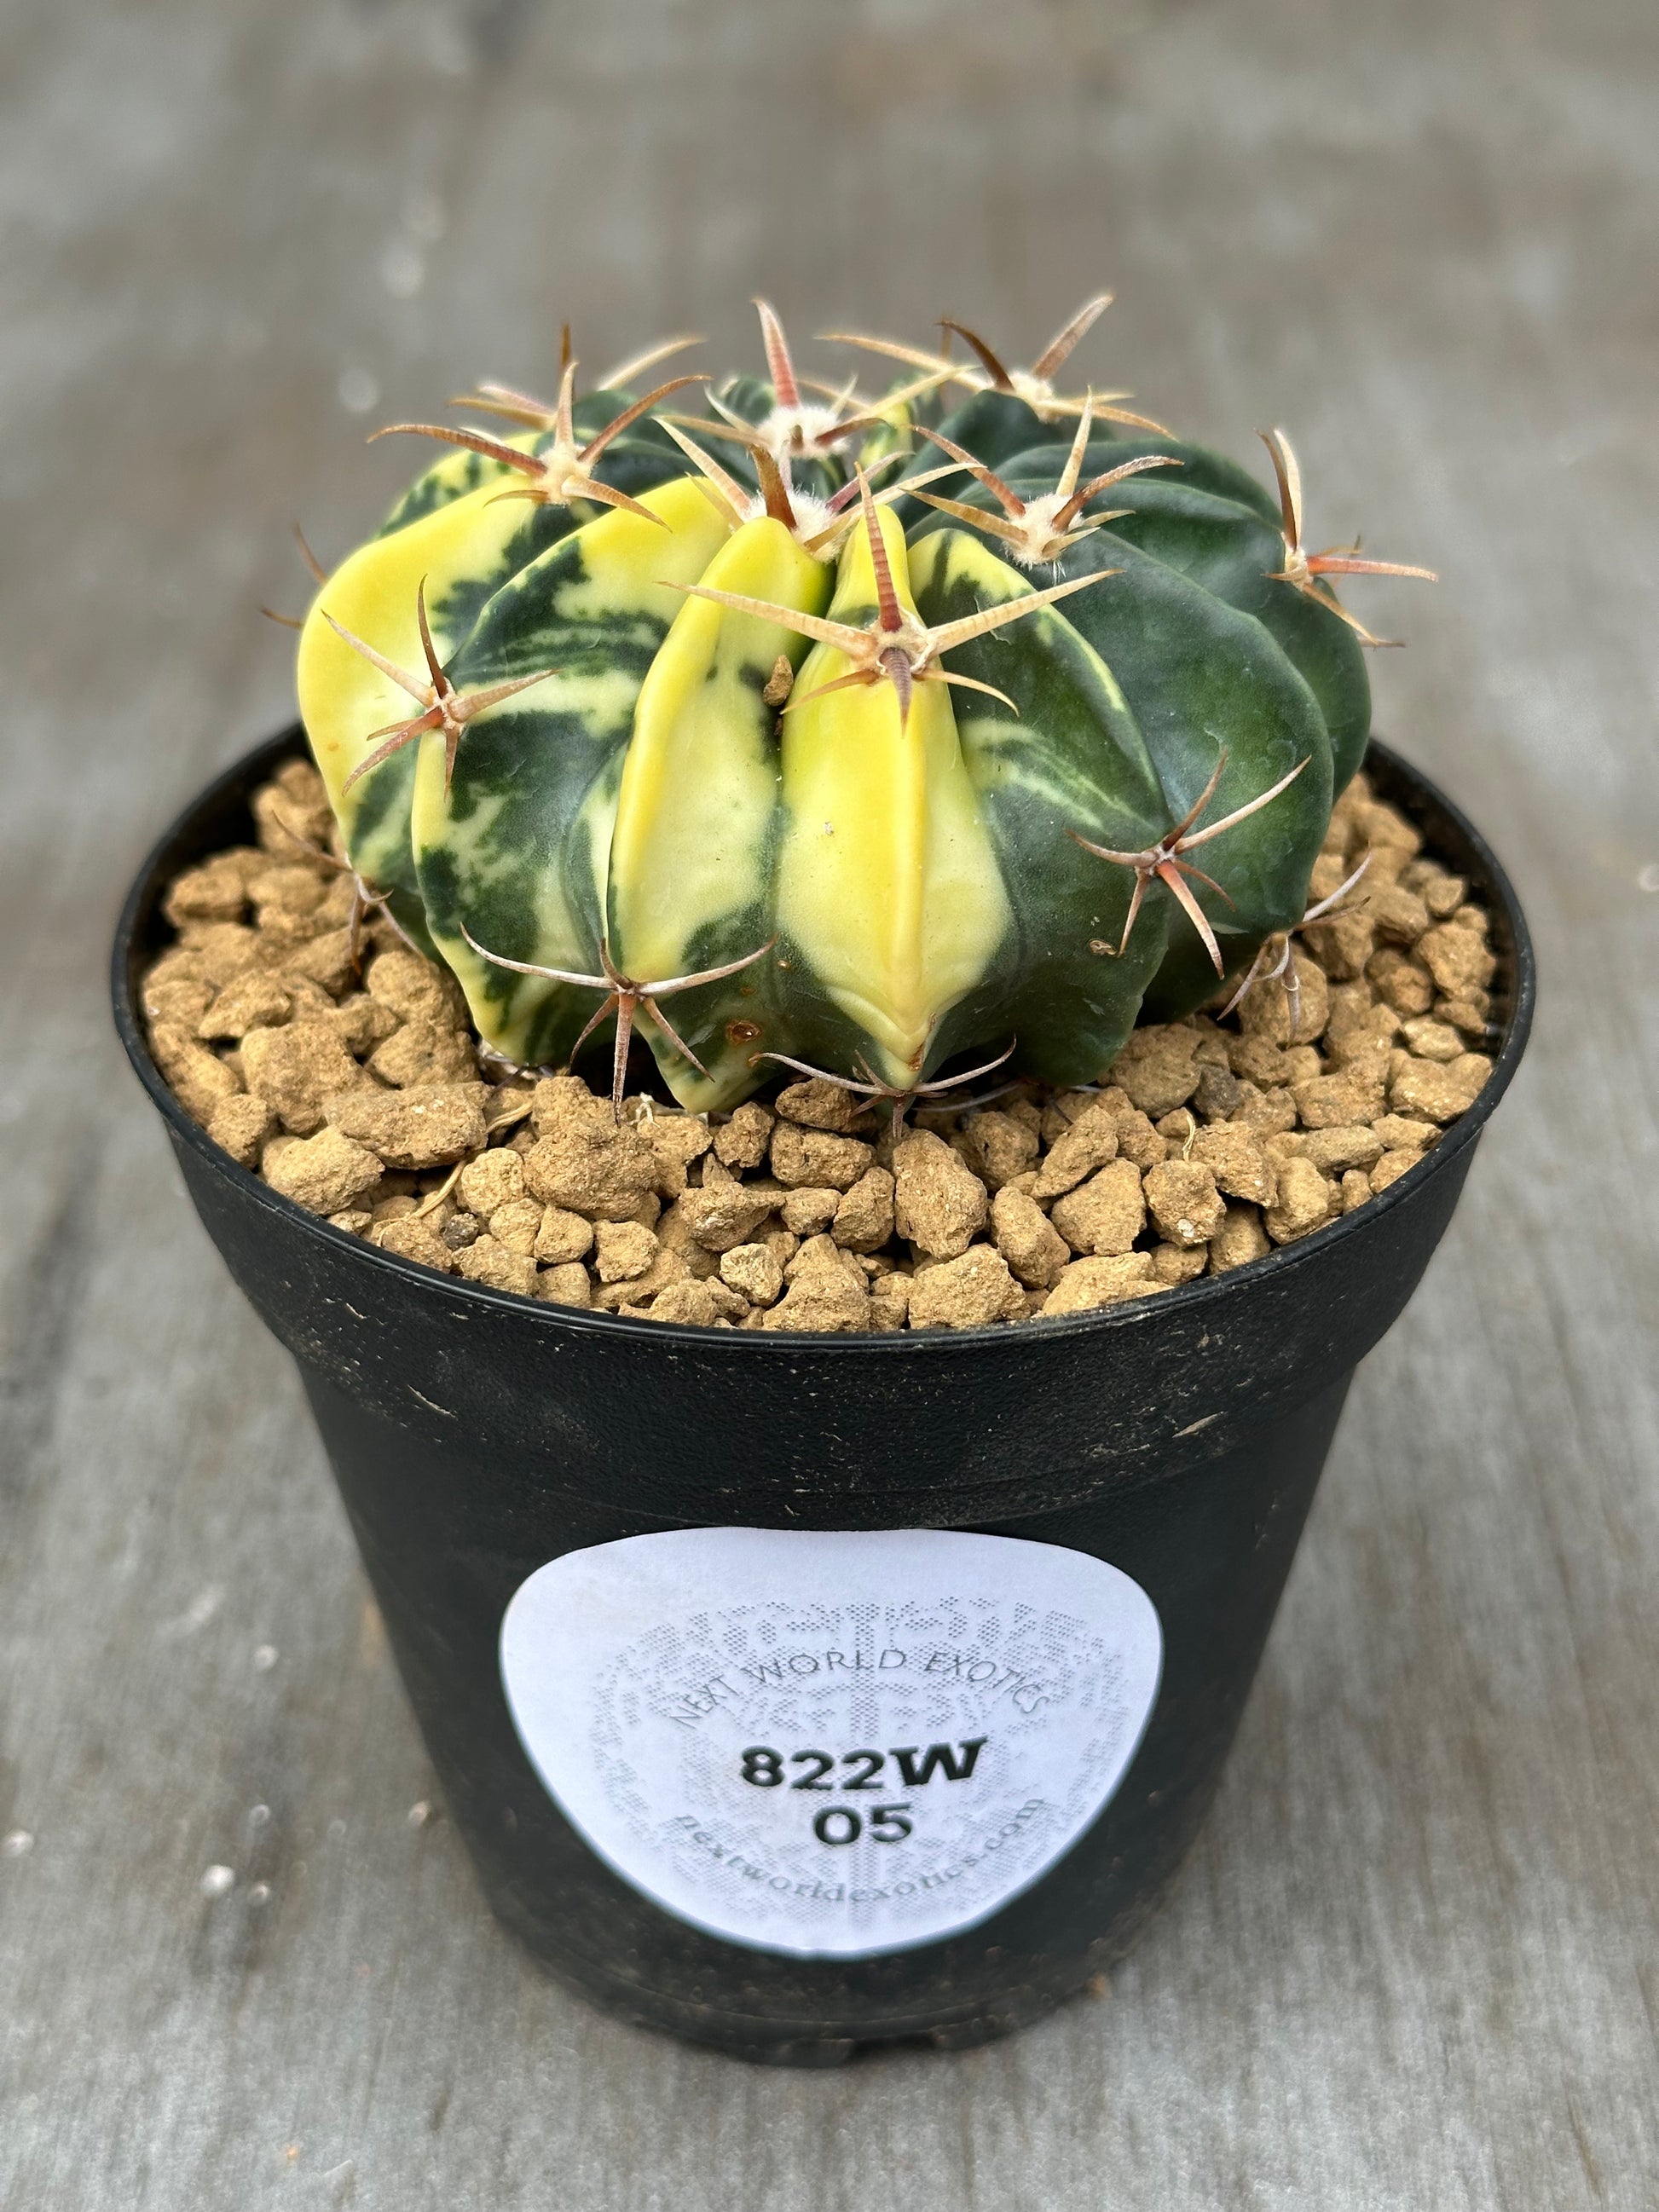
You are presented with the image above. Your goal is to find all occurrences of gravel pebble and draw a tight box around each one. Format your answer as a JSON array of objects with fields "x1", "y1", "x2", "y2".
[
  {"x1": 1264, "y1": 1157, "x2": 1334, "y2": 1245},
  {"x1": 367, "y1": 1018, "x2": 476, "y2": 1088},
  {"x1": 1418, "y1": 921, "x2": 1497, "y2": 997},
  {"x1": 323, "y1": 1083, "x2": 487, "y2": 1170},
  {"x1": 457, "y1": 1149, "x2": 523, "y2": 1215},
  {"x1": 720, "y1": 1243, "x2": 784, "y2": 1307},
  {"x1": 592, "y1": 1248, "x2": 691, "y2": 1310},
  {"x1": 1143, "y1": 1160, "x2": 1225, "y2": 1248},
  {"x1": 1042, "y1": 1253, "x2": 1167, "y2": 1316},
  {"x1": 774, "y1": 1078, "x2": 864, "y2": 1132},
  {"x1": 908, "y1": 1246, "x2": 1026, "y2": 1331},
  {"x1": 1150, "y1": 1242, "x2": 1208, "y2": 1285},
  {"x1": 632, "y1": 1120, "x2": 705, "y2": 1204},
  {"x1": 678, "y1": 1175, "x2": 778, "y2": 1251},
  {"x1": 592, "y1": 1221, "x2": 659, "y2": 1283},
  {"x1": 762, "y1": 1253, "x2": 871, "y2": 1332},
  {"x1": 165, "y1": 856, "x2": 251, "y2": 926},
  {"x1": 779, "y1": 1186, "x2": 840, "y2": 1237},
  {"x1": 892, "y1": 1130, "x2": 989, "y2": 1259},
  {"x1": 770, "y1": 1123, "x2": 873, "y2": 1191},
  {"x1": 241, "y1": 1021, "x2": 365, "y2": 1135},
  {"x1": 956, "y1": 1110, "x2": 1040, "y2": 1191},
  {"x1": 713, "y1": 1101, "x2": 773, "y2": 1169},
  {"x1": 536, "y1": 1261, "x2": 592, "y2": 1307},
  {"x1": 1390, "y1": 1053, "x2": 1493, "y2": 1123},
  {"x1": 1401, "y1": 1016, "x2": 1465, "y2": 1064},
  {"x1": 1340, "y1": 1169, "x2": 1374, "y2": 1214},
  {"x1": 1107, "y1": 1026, "x2": 1200, "y2": 1118},
  {"x1": 532, "y1": 1206, "x2": 595, "y2": 1263},
  {"x1": 1031, "y1": 1103, "x2": 1120, "y2": 1198},
  {"x1": 1190, "y1": 1123, "x2": 1276, "y2": 1205},
  {"x1": 149, "y1": 1023, "x2": 244, "y2": 1127},
  {"x1": 1293, "y1": 1071, "x2": 1385, "y2": 1129},
  {"x1": 1299, "y1": 1124, "x2": 1385, "y2": 1175},
  {"x1": 523, "y1": 1112, "x2": 658, "y2": 1222},
  {"x1": 833, "y1": 1167, "x2": 896, "y2": 1252},
  {"x1": 1367, "y1": 947, "x2": 1436, "y2": 1017},
  {"x1": 205, "y1": 1093, "x2": 277, "y2": 1168},
  {"x1": 454, "y1": 1235, "x2": 538, "y2": 1297},
  {"x1": 642, "y1": 1279, "x2": 747, "y2": 1327},
  {"x1": 1370, "y1": 1149, "x2": 1421, "y2": 1194},
  {"x1": 991, "y1": 1186, "x2": 1071, "y2": 1289},
  {"x1": 197, "y1": 971, "x2": 294, "y2": 1040},
  {"x1": 373, "y1": 1215, "x2": 455, "y2": 1273},
  {"x1": 1049, "y1": 1158, "x2": 1147, "y2": 1256},
  {"x1": 263, "y1": 1127, "x2": 384, "y2": 1215},
  {"x1": 867, "y1": 1273, "x2": 912, "y2": 1332},
  {"x1": 1209, "y1": 1204, "x2": 1271, "y2": 1275}
]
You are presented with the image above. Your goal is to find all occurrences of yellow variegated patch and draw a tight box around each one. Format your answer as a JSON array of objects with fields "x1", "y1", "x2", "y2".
[
  {"x1": 376, "y1": 429, "x2": 537, "y2": 537},
  {"x1": 776, "y1": 509, "x2": 1010, "y2": 1089},
  {"x1": 408, "y1": 474, "x2": 734, "y2": 1065},
  {"x1": 296, "y1": 481, "x2": 540, "y2": 888},
  {"x1": 610, "y1": 517, "x2": 830, "y2": 984}
]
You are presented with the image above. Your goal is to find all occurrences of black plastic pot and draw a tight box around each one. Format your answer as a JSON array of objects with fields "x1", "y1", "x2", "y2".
[{"x1": 113, "y1": 730, "x2": 1533, "y2": 2065}]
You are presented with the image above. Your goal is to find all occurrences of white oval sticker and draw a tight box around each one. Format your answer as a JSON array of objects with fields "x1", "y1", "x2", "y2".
[{"x1": 500, "y1": 1527, "x2": 1162, "y2": 1959}]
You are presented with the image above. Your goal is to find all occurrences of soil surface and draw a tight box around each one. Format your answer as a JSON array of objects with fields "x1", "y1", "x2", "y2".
[{"x1": 141, "y1": 758, "x2": 1500, "y2": 1330}]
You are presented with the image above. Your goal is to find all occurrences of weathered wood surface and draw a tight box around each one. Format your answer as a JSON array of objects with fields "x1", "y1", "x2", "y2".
[{"x1": 3, "y1": 0, "x2": 1656, "y2": 2203}]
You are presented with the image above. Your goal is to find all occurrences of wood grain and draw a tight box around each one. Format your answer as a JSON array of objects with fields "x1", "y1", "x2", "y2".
[{"x1": 2, "y1": 0, "x2": 1656, "y2": 2204}]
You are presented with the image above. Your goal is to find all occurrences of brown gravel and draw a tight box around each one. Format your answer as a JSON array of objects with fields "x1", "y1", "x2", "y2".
[
  {"x1": 1049, "y1": 1158, "x2": 1146, "y2": 1256},
  {"x1": 891, "y1": 1130, "x2": 989, "y2": 1258},
  {"x1": 142, "y1": 759, "x2": 1502, "y2": 1331}
]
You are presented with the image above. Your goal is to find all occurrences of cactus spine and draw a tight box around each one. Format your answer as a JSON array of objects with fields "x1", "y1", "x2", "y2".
[{"x1": 296, "y1": 300, "x2": 1432, "y2": 1114}]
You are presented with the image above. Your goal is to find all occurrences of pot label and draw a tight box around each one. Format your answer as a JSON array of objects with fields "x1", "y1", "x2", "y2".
[{"x1": 500, "y1": 1528, "x2": 1162, "y2": 1959}]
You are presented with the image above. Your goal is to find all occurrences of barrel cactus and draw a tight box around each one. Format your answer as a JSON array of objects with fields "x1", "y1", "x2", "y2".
[{"x1": 295, "y1": 300, "x2": 1431, "y2": 1115}]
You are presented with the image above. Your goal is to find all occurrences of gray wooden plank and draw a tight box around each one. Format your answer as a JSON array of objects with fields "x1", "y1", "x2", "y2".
[{"x1": 2, "y1": 0, "x2": 1656, "y2": 2206}]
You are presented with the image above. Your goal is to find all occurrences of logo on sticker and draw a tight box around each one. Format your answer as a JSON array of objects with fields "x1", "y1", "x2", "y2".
[{"x1": 500, "y1": 1527, "x2": 1162, "y2": 1959}]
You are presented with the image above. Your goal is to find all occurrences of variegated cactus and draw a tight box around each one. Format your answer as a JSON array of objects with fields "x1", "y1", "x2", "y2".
[{"x1": 294, "y1": 300, "x2": 1431, "y2": 1115}]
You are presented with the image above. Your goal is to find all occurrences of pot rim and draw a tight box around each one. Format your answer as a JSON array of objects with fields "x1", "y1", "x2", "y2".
[{"x1": 113, "y1": 730, "x2": 1535, "y2": 1358}]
